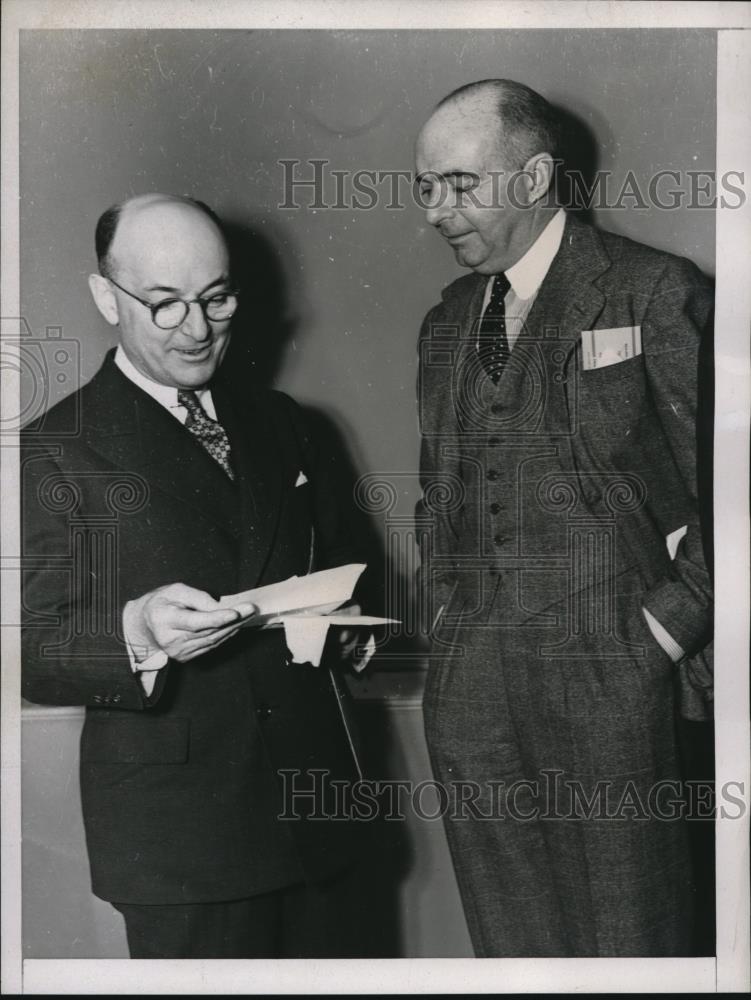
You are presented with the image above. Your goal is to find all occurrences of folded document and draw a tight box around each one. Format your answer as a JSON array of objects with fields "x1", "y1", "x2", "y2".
[{"x1": 219, "y1": 563, "x2": 397, "y2": 668}]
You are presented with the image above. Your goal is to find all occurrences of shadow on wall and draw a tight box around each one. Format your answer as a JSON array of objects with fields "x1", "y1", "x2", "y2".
[
  {"x1": 221, "y1": 220, "x2": 297, "y2": 391},
  {"x1": 219, "y1": 217, "x2": 424, "y2": 956},
  {"x1": 220, "y1": 213, "x2": 426, "y2": 641},
  {"x1": 555, "y1": 104, "x2": 600, "y2": 225}
]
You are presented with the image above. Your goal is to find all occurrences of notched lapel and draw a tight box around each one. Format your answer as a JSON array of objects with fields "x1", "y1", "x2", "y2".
[
  {"x1": 82, "y1": 358, "x2": 239, "y2": 539},
  {"x1": 213, "y1": 384, "x2": 283, "y2": 589},
  {"x1": 459, "y1": 276, "x2": 489, "y2": 366},
  {"x1": 523, "y1": 215, "x2": 611, "y2": 368}
]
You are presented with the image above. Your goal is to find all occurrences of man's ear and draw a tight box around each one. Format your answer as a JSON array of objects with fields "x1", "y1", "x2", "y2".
[
  {"x1": 520, "y1": 152, "x2": 555, "y2": 206},
  {"x1": 88, "y1": 273, "x2": 120, "y2": 326}
]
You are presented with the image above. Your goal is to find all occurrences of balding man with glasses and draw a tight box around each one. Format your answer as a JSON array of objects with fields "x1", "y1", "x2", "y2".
[{"x1": 21, "y1": 193, "x2": 365, "y2": 958}]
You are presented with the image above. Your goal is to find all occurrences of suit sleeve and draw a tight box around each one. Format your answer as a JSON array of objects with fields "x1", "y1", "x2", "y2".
[
  {"x1": 21, "y1": 442, "x2": 168, "y2": 710},
  {"x1": 640, "y1": 257, "x2": 714, "y2": 660}
]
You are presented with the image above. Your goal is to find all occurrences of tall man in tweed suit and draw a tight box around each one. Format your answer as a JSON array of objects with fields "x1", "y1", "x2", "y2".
[
  {"x1": 415, "y1": 80, "x2": 713, "y2": 956},
  {"x1": 22, "y1": 193, "x2": 365, "y2": 958}
]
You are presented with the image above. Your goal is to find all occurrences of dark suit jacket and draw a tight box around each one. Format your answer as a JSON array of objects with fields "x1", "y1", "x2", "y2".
[
  {"x1": 22, "y1": 350, "x2": 362, "y2": 905},
  {"x1": 415, "y1": 213, "x2": 714, "y2": 954},
  {"x1": 418, "y1": 213, "x2": 714, "y2": 718}
]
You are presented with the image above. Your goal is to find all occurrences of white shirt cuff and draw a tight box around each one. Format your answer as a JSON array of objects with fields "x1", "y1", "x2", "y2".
[
  {"x1": 123, "y1": 628, "x2": 168, "y2": 697},
  {"x1": 352, "y1": 633, "x2": 376, "y2": 673},
  {"x1": 642, "y1": 607, "x2": 685, "y2": 663}
]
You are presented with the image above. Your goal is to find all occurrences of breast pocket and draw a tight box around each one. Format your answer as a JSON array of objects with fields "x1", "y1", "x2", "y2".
[
  {"x1": 573, "y1": 354, "x2": 651, "y2": 465},
  {"x1": 578, "y1": 353, "x2": 646, "y2": 404}
]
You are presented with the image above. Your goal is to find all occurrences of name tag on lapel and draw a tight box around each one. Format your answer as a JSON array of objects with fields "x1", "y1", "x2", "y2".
[{"x1": 581, "y1": 326, "x2": 642, "y2": 370}]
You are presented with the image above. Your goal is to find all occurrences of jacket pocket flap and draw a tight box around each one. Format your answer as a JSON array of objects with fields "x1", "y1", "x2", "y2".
[{"x1": 81, "y1": 715, "x2": 190, "y2": 764}]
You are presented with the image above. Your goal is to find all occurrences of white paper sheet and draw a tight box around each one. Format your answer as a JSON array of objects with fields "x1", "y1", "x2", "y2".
[
  {"x1": 219, "y1": 564, "x2": 397, "y2": 667},
  {"x1": 581, "y1": 325, "x2": 642, "y2": 370},
  {"x1": 218, "y1": 563, "x2": 367, "y2": 622}
]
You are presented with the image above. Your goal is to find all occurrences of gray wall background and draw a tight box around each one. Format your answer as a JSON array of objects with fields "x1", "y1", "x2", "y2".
[
  {"x1": 19, "y1": 28, "x2": 716, "y2": 958},
  {"x1": 20, "y1": 29, "x2": 716, "y2": 473}
]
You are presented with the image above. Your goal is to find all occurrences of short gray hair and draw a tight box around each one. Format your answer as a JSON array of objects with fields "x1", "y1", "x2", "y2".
[{"x1": 438, "y1": 79, "x2": 562, "y2": 170}]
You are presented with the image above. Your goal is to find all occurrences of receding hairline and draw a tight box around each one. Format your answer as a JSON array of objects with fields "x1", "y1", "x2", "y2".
[
  {"x1": 115, "y1": 194, "x2": 225, "y2": 243},
  {"x1": 95, "y1": 193, "x2": 226, "y2": 278},
  {"x1": 425, "y1": 78, "x2": 561, "y2": 168},
  {"x1": 436, "y1": 79, "x2": 528, "y2": 111}
]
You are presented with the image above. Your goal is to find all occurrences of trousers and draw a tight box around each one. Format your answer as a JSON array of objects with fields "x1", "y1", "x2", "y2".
[{"x1": 113, "y1": 878, "x2": 347, "y2": 959}]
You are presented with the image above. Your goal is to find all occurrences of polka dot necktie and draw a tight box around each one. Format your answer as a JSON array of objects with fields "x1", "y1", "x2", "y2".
[
  {"x1": 476, "y1": 273, "x2": 512, "y2": 383},
  {"x1": 177, "y1": 389, "x2": 235, "y2": 481}
]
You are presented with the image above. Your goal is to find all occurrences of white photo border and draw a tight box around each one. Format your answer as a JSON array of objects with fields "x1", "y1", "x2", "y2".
[{"x1": 2, "y1": 1, "x2": 749, "y2": 994}]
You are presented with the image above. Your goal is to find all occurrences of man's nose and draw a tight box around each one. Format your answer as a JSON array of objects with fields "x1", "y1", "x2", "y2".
[
  {"x1": 424, "y1": 186, "x2": 454, "y2": 228},
  {"x1": 181, "y1": 301, "x2": 211, "y2": 341}
]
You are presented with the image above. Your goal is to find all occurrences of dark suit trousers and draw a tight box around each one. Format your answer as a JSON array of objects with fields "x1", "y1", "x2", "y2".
[{"x1": 113, "y1": 879, "x2": 348, "y2": 959}]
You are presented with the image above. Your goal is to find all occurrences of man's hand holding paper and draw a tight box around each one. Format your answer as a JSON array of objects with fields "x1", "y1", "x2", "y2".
[{"x1": 123, "y1": 583, "x2": 257, "y2": 665}]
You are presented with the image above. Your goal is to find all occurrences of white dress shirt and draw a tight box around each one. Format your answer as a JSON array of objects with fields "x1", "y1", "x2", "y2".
[
  {"x1": 477, "y1": 207, "x2": 566, "y2": 349},
  {"x1": 115, "y1": 344, "x2": 218, "y2": 421}
]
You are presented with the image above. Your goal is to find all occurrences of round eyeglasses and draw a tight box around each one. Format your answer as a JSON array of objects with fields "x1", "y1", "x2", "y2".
[{"x1": 107, "y1": 276, "x2": 239, "y2": 330}]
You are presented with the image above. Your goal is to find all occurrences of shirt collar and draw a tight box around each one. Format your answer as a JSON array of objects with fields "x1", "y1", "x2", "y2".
[
  {"x1": 505, "y1": 208, "x2": 566, "y2": 300},
  {"x1": 114, "y1": 345, "x2": 213, "y2": 414}
]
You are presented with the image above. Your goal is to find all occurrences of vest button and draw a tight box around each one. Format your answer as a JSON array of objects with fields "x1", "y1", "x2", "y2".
[
  {"x1": 257, "y1": 704, "x2": 273, "y2": 720},
  {"x1": 490, "y1": 502, "x2": 501, "y2": 514},
  {"x1": 494, "y1": 534, "x2": 509, "y2": 547}
]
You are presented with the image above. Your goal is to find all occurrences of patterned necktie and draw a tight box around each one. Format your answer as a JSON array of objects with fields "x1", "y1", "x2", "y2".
[
  {"x1": 476, "y1": 273, "x2": 512, "y2": 384},
  {"x1": 177, "y1": 389, "x2": 235, "y2": 481}
]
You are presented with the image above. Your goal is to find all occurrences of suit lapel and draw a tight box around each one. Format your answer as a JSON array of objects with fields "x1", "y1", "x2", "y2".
[
  {"x1": 448, "y1": 217, "x2": 612, "y2": 398},
  {"x1": 521, "y1": 214, "x2": 611, "y2": 364},
  {"x1": 443, "y1": 274, "x2": 489, "y2": 388},
  {"x1": 212, "y1": 379, "x2": 283, "y2": 590},
  {"x1": 516, "y1": 216, "x2": 613, "y2": 444},
  {"x1": 82, "y1": 354, "x2": 239, "y2": 540}
]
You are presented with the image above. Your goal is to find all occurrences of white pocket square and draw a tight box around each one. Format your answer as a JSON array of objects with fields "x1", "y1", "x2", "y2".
[
  {"x1": 666, "y1": 524, "x2": 687, "y2": 560},
  {"x1": 295, "y1": 471, "x2": 308, "y2": 487},
  {"x1": 581, "y1": 326, "x2": 642, "y2": 370}
]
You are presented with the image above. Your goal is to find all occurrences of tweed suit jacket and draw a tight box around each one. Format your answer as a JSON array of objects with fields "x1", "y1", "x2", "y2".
[
  {"x1": 417, "y1": 213, "x2": 714, "y2": 719},
  {"x1": 21, "y1": 350, "x2": 363, "y2": 904}
]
